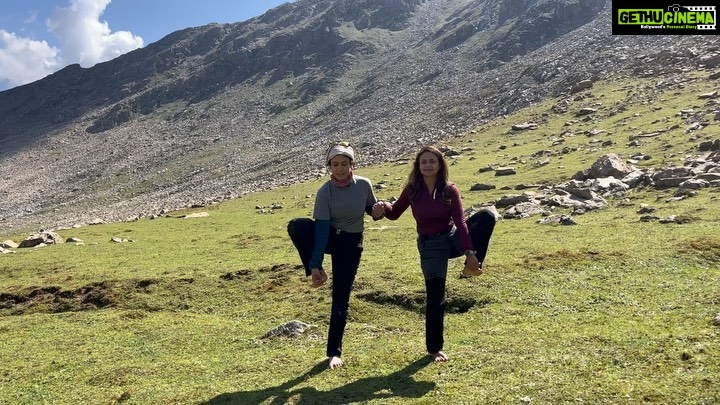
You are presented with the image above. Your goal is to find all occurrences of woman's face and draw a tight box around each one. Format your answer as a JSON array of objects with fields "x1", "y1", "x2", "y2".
[
  {"x1": 418, "y1": 151, "x2": 440, "y2": 178},
  {"x1": 329, "y1": 155, "x2": 352, "y2": 180}
]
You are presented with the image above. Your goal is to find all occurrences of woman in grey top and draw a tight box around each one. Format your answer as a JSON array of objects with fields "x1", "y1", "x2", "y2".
[{"x1": 287, "y1": 141, "x2": 384, "y2": 369}]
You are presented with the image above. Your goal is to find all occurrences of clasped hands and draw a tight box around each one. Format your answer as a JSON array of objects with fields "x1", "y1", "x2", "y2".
[{"x1": 371, "y1": 201, "x2": 386, "y2": 219}]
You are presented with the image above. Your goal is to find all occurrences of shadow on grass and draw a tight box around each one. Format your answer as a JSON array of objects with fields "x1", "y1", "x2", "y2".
[{"x1": 204, "y1": 356, "x2": 436, "y2": 404}]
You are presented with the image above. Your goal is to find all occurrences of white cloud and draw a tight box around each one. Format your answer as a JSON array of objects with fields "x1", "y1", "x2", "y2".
[
  {"x1": 0, "y1": 0, "x2": 143, "y2": 90},
  {"x1": 48, "y1": 0, "x2": 143, "y2": 67},
  {"x1": 0, "y1": 30, "x2": 61, "y2": 88}
]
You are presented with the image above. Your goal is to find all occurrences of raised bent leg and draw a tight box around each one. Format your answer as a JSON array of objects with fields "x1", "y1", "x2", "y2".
[{"x1": 466, "y1": 211, "x2": 496, "y2": 265}]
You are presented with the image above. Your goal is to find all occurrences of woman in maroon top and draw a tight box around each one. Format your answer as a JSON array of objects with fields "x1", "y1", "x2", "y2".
[{"x1": 376, "y1": 145, "x2": 495, "y2": 362}]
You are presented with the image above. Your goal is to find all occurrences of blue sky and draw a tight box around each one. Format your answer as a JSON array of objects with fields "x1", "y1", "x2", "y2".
[{"x1": 0, "y1": 0, "x2": 291, "y2": 91}]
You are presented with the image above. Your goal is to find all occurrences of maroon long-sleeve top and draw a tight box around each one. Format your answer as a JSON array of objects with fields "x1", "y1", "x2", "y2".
[{"x1": 383, "y1": 183, "x2": 473, "y2": 251}]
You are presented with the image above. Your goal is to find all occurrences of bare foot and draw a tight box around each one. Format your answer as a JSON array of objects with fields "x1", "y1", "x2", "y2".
[
  {"x1": 431, "y1": 351, "x2": 449, "y2": 362},
  {"x1": 329, "y1": 356, "x2": 344, "y2": 369},
  {"x1": 311, "y1": 268, "x2": 328, "y2": 287},
  {"x1": 462, "y1": 265, "x2": 483, "y2": 277}
]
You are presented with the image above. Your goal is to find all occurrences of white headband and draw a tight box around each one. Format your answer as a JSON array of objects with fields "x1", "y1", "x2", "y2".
[{"x1": 326, "y1": 144, "x2": 355, "y2": 164}]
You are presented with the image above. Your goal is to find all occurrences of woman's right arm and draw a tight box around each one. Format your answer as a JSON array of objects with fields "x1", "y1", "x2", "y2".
[
  {"x1": 382, "y1": 187, "x2": 410, "y2": 221},
  {"x1": 309, "y1": 219, "x2": 329, "y2": 269}
]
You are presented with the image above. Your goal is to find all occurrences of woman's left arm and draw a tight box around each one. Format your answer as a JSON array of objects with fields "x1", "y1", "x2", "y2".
[
  {"x1": 364, "y1": 178, "x2": 384, "y2": 220},
  {"x1": 450, "y1": 185, "x2": 481, "y2": 271},
  {"x1": 449, "y1": 184, "x2": 473, "y2": 252}
]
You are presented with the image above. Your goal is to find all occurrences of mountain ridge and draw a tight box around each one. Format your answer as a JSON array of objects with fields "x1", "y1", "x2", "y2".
[{"x1": 0, "y1": 0, "x2": 717, "y2": 233}]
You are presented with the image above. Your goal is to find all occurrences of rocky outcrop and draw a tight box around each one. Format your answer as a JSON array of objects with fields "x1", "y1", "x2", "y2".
[
  {"x1": 18, "y1": 231, "x2": 65, "y2": 248},
  {"x1": 492, "y1": 151, "x2": 720, "y2": 220},
  {"x1": 573, "y1": 154, "x2": 637, "y2": 181}
]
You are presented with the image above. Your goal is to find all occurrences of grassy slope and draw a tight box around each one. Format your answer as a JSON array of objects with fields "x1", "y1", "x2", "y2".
[{"x1": 1, "y1": 74, "x2": 719, "y2": 404}]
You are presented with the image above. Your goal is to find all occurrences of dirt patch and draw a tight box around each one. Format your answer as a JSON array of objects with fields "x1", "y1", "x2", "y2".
[
  {"x1": 0, "y1": 277, "x2": 199, "y2": 315},
  {"x1": 220, "y1": 264, "x2": 304, "y2": 294},
  {"x1": 0, "y1": 281, "x2": 115, "y2": 315},
  {"x1": 357, "y1": 290, "x2": 426, "y2": 313},
  {"x1": 447, "y1": 291, "x2": 491, "y2": 313},
  {"x1": 357, "y1": 289, "x2": 489, "y2": 314},
  {"x1": 135, "y1": 278, "x2": 158, "y2": 292},
  {"x1": 523, "y1": 249, "x2": 604, "y2": 269},
  {"x1": 221, "y1": 270, "x2": 252, "y2": 280},
  {"x1": 263, "y1": 271, "x2": 291, "y2": 291},
  {"x1": 221, "y1": 264, "x2": 298, "y2": 281},
  {"x1": 680, "y1": 237, "x2": 720, "y2": 263},
  {"x1": 258, "y1": 264, "x2": 297, "y2": 273}
]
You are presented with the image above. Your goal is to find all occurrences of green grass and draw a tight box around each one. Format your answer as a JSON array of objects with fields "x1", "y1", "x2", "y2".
[{"x1": 1, "y1": 73, "x2": 719, "y2": 404}]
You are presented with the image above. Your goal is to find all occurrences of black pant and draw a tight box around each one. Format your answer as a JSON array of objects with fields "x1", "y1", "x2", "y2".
[
  {"x1": 327, "y1": 232, "x2": 362, "y2": 357},
  {"x1": 447, "y1": 210, "x2": 496, "y2": 263},
  {"x1": 421, "y1": 210, "x2": 496, "y2": 354},
  {"x1": 425, "y1": 277, "x2": 446, "y2": 354},
  {"x1": 466, "y1": 210, "x2": 495, "y2": 264},
  {"x1": 287, "y1": 218, "x2": 363, "y2": 358},
  {"x1": 287, "y1": 218, "x2": 321, "y2": 276}
]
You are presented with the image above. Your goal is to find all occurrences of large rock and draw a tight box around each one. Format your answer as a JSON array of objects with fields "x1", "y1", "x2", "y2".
[
  {"x1": 652, "y1": 167, "x2": 697, "y2": 189},
  {"x1": 261, "y1": 320, "x2": 315, "y2": 339},
  {"x1": 18, "y1": 231, "x2": 65, "y2": 248},
  {"x1": 573, "y1": 154, "x2": 637, "y2": 181}
]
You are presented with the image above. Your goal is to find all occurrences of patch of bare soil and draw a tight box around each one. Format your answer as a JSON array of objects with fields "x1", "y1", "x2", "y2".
[
  {"x1": 220, "y1": 263, "x2": 303, "y2": 293},
  {"x1": 357, "y1": 289, "x2": 490, "y2": 314},
  {"x1": 682, "y1": 237, "x2": 720, "y2": 263},
  {"x1": 0, "y1": 277, "x2": 197, "y2": 315},
  {"x1": 220, "y1": 264, "x2": 300, "y2": 281},
  {"x1": 0, "y1": 282, "x2": 115, "y2": 315}
]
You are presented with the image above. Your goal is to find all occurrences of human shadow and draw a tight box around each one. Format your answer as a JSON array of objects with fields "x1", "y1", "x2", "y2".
[{"x1": 205, "y1": 356, "x2": 436, "y2": 404}]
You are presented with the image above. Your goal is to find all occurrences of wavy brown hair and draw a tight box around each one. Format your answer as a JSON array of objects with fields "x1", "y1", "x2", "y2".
[{"x1": 404, "y1": 145, "x2": 451, "y2": 204}]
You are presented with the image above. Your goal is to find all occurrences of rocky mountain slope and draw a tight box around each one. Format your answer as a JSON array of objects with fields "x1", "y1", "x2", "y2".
[{"x1": 0, "y1": 0, "x2": 718, "y2": 233}]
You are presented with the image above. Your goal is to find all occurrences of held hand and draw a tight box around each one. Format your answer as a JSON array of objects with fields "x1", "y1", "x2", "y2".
[
  {"x1": 310, "y1": 268, "x2": 327, "y2": 287},
  {"x1": 371, "y1": 202, "x2": 386, "y2": 219}
]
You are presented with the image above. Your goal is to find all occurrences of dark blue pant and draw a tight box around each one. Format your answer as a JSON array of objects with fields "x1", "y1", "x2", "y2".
[
  {"x1": 287, "y1": 218, "x2": 321, "y2": 276},
  {"x1": 418, "y1": 211, "x2": 496, "y2": 354},
  {"x1": 327, "y1": 231, "x2": 363, "y2": 358},
  {"x1": 287, "y1": 218, "x2": 363, "y2": 358}
]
